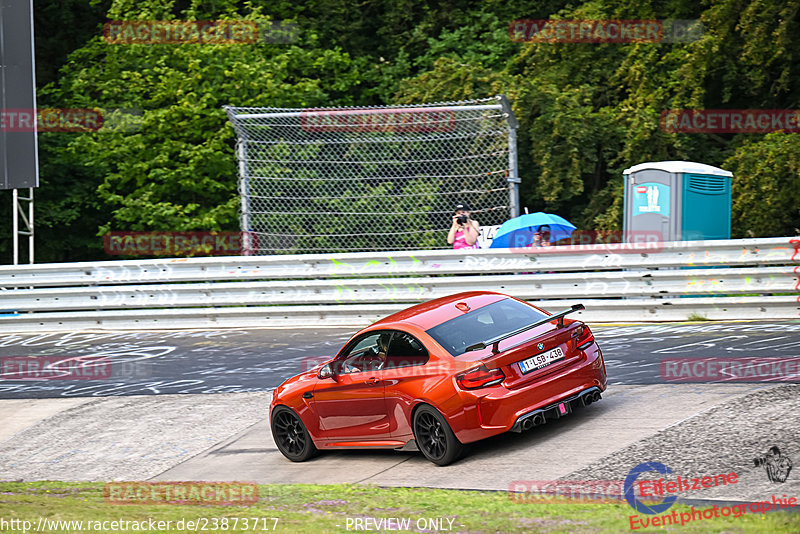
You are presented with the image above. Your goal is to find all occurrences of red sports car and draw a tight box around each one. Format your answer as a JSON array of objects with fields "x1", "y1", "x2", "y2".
[{"x1": 270, "y1": 291, "x2": 607, "y2": 466}]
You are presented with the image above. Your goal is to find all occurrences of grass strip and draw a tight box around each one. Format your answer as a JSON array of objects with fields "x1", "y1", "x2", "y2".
[{"x1": 0, "y1": 481, "x2": 798, "y2": 533}]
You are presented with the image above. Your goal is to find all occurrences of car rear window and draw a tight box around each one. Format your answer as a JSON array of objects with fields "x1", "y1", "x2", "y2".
[{"x1": 426, "y1": 298, "x2": 548, "y2": 356}]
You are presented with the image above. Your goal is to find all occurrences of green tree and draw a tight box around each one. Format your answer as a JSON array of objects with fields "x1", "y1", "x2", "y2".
[
  {"x1": 726, "y1": 134, "x2": 800, "y2": 237},
  {"x1": 19, "y1": 1, "x2": 363, "y2": 262}
]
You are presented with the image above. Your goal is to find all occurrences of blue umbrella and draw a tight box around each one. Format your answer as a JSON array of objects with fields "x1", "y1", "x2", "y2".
[{"x1": 489, "y1": 212, "x2": 576, "y2": 248}]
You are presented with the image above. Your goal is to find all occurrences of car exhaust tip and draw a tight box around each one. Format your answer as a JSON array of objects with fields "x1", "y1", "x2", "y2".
[
  {"x1": 514, "y1": 389, "x2": 602, "y2": 433},
  {"x1": 521, "y1": 418, "x2": 534, "y2": 431}
]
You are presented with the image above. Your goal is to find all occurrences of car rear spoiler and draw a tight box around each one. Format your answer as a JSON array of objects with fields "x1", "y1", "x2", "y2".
[{"x1": 464, "y1": 304, "x2": 585, "y2": 355}]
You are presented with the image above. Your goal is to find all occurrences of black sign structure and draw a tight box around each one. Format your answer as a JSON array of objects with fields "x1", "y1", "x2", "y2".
[{"x1": 0, "y1": 0, "x2": 39, "y2": 190}]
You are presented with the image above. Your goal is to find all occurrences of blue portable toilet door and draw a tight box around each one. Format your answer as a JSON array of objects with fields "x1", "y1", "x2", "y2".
[{"x1": 681, "y1": 174, "x2": 731, "y2": 240}]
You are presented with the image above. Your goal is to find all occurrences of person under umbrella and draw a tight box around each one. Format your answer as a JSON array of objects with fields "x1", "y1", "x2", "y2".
[
  {"x1": 532, "y1": 225, "x2": 552, "y2": 247},
  {"x1": 489, "y1": 212, "x2": 576, "y2": 248}
]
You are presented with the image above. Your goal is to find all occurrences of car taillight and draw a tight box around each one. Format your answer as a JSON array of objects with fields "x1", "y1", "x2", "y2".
[
  {"x1": 456, "y1": 365, "x2": 505, "y2": 389},
  {"x1": 575, "y1": 325, "x2": 595, "y2": 350}
]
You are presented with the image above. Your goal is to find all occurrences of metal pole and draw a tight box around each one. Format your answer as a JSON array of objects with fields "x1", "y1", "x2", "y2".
[
  {"x1": 12, "y1": 189, "x2": 19, "y2": 265},
  {"x1": 497, "y1": 95, "x2": 521, "y2": 219},
  {"x1": 28, "y1": 187, "x2": 33, "y2": 263},
  {"x1": 11, "y1": 188, "x2": 34, "y2": 264},
  {"x1": 238, "y1": 142, "x2": 252, "y2": 255},
  {"x1": 231, "y1": 103, "x2": 504, "y2": 120},
  {"x1": 508, "y1": 128, "x2": 520, "y2": 218}
]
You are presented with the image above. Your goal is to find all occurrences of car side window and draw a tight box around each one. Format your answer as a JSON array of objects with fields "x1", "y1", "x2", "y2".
[
  {"x1": 385, "y1": 332, "x2": 429, "y2": 369},
  {"x1": 337, "y1": 332, "x2": 391, "y2": 374}
]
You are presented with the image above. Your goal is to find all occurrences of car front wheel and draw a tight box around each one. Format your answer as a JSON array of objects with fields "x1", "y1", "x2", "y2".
[
  {"x1": 271, "y1": 406, "x2": 317, "y2": 462},
  {"x1": 413, "y1": 405, "x2": 464, "y2": 466}
]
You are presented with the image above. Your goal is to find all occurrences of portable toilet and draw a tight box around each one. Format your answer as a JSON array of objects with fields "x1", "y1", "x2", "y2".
[{"x1": 622, "y1": 161, "x2": 733, "y2": 241}]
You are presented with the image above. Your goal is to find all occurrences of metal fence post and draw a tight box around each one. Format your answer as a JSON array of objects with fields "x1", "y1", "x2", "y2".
[
  {"x1": 498, "y1": 95, "x2": 520, "y2": 219},
  {"x1": 238, "y1": 142, "x2": 252, "y2": 255},
  {"x1": 508, "y1": 128, "x2": 520, "y2": 218}
]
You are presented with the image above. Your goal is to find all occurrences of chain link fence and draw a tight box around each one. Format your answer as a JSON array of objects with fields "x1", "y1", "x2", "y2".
[{"x1": 224, "y1": 95, "x2": 519, "y2": 254}]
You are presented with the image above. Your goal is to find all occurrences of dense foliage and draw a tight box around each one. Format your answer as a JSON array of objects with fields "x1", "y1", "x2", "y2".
[{"x1": 2, "y1": 0, "x2": 798, "y2": 262}]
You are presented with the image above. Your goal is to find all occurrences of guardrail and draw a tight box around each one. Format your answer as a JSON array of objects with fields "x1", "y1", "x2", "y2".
[{"x1": 0, "y1": 237, "x2": 797, "y2": 331}]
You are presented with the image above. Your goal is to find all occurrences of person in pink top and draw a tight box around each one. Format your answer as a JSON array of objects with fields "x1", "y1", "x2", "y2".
[{"x1": 447, "y1": 202, "x2": 480, "y2": 249}]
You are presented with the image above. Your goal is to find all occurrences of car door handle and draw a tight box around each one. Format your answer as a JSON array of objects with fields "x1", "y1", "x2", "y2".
[{"x1": 366, "y1": 377, "x2": 380, "y2": 385}]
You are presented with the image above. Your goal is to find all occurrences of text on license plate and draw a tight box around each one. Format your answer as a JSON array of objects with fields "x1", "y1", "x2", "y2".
[{"x1": 518, "y1": 347, "x2": 565, "y2": 374}]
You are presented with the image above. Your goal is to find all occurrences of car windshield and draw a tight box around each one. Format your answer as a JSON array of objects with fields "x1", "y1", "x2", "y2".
[{"x1": 426, "y1": 298, "x2": 548, "y2": 357}]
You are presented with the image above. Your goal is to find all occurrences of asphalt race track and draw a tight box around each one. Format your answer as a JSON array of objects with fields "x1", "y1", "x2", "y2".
[
  {"x1": 0, "y1": 321, "x2": 798, "y2": 505},
  {"x1": 1, "y1": 320, "x2": 800, "y2": 398}
]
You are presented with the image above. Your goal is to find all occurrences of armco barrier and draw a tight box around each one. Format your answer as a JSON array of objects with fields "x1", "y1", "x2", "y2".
[{"x1": 0, "y1": 237, "x2": 797, "y2": 332}]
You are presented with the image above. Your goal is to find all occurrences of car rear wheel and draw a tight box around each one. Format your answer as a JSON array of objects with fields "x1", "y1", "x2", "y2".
[
  {"x1": 413, "y1": 405, "x2": 463, "y2": 466},
  {"x1": 271, "y1": 407, "x2": 317, "y2": 462}
]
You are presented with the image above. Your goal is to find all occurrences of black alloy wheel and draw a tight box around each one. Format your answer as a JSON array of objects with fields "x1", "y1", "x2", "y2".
[
  {"x1": 413, "y1": 405, "x2": 464, "y2": 466},
  {"x1": 271, "y1": 407, "x2": 317, "y2": 462}
]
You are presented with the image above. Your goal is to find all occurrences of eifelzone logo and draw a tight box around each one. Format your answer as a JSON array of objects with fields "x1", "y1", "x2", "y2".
[
  {"x1": 624, "y1": 462, "x2": 677, "y2": 515},
  {"x1": 625, "y1": 460, "x2": 795, "y2": 530}
]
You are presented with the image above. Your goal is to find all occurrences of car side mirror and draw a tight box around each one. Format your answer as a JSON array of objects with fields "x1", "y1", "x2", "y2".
[{"x1": 318, "y1": 363, "x2": 335, "y2": 380}]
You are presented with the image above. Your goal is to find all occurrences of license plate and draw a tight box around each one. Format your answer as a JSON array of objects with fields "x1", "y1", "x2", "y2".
[{"x1": 518, "y1": 347, "x2": 565, "y2": 374}]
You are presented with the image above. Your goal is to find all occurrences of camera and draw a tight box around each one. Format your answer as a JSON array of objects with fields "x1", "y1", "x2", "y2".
[
  {"x1": 754, "y1": 445, "x2": 782, "y2": 467},
  {"x1": 456, "y1": 214, "x2": 468, "y2": 225}
]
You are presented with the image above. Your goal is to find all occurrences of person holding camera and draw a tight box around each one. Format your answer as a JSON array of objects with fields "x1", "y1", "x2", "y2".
[
  {"x1": 754, "y1": 445, "x2": 793, "y2": 483},
  {"x1": 532, "y1": 224, "x2": 552, "y2": 247},
  {"x1": 447, "y1": 202, "x2": 480, "y2": 250}
]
